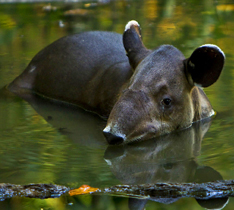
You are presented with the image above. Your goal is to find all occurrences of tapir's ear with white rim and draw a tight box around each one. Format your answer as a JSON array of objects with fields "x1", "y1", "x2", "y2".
[
  {"x1": 184, "y1": 44, "x2": 225, "y2": 87},
  {"x1": 123, "y1": 20, "x2": 151, "y2": 69}
]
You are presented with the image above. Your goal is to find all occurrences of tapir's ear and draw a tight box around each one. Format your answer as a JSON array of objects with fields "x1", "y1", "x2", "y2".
[
  {"x1": 184, "y1": 44, "x2": 225, "y2": 87},
  {"x1": 123, "y1": 20, "x2": 151, "y2": 69}
]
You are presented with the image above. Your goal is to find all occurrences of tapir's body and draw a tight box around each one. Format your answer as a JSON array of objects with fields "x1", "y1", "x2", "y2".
[
  {"x1": 9, "y1": 32, "x2": 132, "y2": 117},
  {"x1": 8, "y1": 21, "x2": 225, "y2": 144}
]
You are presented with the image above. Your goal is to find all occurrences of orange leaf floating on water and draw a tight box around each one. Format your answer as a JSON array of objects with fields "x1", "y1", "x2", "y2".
[{"x1": 69, "y1": 185, "x2": 99, "y2": 196}]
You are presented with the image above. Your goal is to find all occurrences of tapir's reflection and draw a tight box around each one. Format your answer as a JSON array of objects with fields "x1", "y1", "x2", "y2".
[
  {"x1": 104, "y1": 119, "x2": 209, "y2": 184},
  {"x1": 14, "y1": 91, "x2": 108, "y2": 147},
  {"x1": 14, "y1": 92, "x2": 229, "y2": 210},
  {"x1": 104, "y1": 120, "x2": 229, "y2": 209}
]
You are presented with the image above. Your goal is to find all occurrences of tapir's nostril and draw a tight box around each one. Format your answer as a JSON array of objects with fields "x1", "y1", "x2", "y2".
[{"x1": 103, "y1": 130, "x2": 124, "y2": 145}]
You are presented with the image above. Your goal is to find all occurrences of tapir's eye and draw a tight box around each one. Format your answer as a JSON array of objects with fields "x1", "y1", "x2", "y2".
[{"x1": 162, "y1": 98, "x2": 172, "y2": 106}]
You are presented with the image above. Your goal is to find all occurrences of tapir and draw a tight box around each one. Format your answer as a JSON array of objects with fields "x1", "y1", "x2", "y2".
[{"x1": 8, "y1": 20, "x2": 225, "y2": 144}]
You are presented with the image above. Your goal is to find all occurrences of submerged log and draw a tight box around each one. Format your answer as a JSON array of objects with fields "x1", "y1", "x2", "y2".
[
  {"x1": 69, "y1": 180, "x2": 234, "y2": 200},
  {"x1": 0, "y1": 183, "x2": 69, "y2": 200},
  {"x1": 0, "y1": 180, "x2": 234, "y2": 200}
]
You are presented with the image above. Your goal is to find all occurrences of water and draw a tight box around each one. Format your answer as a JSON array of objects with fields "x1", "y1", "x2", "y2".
[{"x1": 1, "y1": 0, "x2": 234, "y2": 209}]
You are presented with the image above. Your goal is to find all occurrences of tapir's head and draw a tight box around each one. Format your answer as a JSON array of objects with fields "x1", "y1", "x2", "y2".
[{"x1": 103, "y1": 20, "x2": 225, "y2": 144}]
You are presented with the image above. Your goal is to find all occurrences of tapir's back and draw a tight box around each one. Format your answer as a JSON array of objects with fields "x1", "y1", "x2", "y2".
[{"x1": 8, "y1": 31, "x2": 133, "y2": 116}]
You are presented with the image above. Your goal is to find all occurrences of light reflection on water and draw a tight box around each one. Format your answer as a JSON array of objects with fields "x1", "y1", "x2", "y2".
[{"x1": 0, "y1": 0, "x2": 234, "y2": 209}]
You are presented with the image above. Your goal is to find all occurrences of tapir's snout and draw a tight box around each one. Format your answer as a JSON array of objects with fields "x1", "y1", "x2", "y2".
[
  {"x1": 103, "y1": 122, "x2": 158, "y2": 144},
  {"x1": 103, "y1": 128, "x2": 124, "y2": 145}
]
